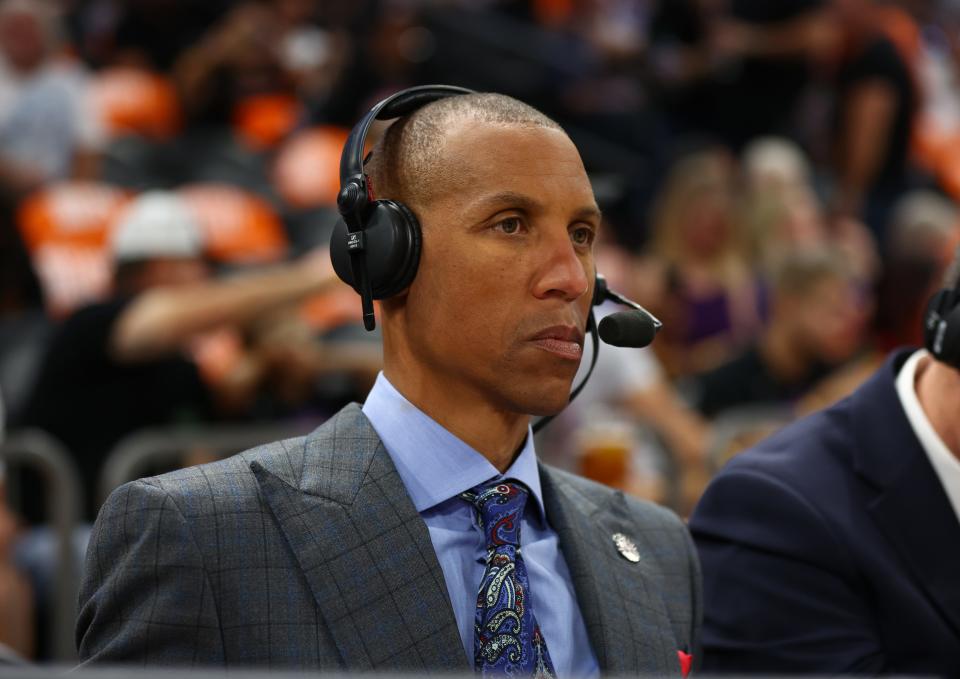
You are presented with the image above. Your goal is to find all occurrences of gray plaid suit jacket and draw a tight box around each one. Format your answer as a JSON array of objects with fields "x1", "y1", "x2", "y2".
[{"x1": 77, "y1": 403, "x2": 701, "y2": 674}]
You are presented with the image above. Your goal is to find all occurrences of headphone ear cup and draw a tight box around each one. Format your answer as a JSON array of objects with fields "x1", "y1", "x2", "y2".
[
  {"x1": 924, "y1": 289, "x2": 960, "y2": 369},
  {"x1": 330, "y1": 216, "x2": 356, "y2": 288},
  {"x1": 329, "y1": 199, "x2": 421, "y2": 299},
  {"x1": 380, "y1": 200, "x2": 422, "y2": 296},
  {"x1": 935, "y1": 303, "x2": 960, "y2": 369}
]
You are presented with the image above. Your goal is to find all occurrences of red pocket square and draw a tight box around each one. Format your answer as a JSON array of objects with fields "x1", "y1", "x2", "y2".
[{"x1": 677, "y1": 650, "x2": 692, "y2": 678}]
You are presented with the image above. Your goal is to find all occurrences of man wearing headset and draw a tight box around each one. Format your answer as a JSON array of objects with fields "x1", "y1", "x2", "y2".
[
  {"x1": 76, "y1": 88, "x2": 701, "y2": 676},
  {"x1": 690, "y1": 248, "x2": 960, "y2": 674}
]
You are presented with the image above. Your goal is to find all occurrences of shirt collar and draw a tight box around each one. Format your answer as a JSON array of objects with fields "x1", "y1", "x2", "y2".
[
  {"x1": 361, "y1": 372, "x2": 546, "y2": 519},
  {"x1": 895, "y1": 349, "x2": 960, "y2": 522}
]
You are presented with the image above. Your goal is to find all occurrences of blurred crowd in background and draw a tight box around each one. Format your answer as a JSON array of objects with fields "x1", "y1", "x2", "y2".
[{"x1": 2, "y1": 0, "x2": 960, "y2": 662}]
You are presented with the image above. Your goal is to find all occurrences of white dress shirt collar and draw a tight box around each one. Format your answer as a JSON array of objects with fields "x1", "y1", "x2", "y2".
[
  {"x1": 362, "y1": 372, "x2": 546, "y2": 519},
  {"x1": 895, "y1": 349, "x2": 960, "y2": 523}
]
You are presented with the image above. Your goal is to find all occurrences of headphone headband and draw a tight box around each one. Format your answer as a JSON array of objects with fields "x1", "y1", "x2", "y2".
[{"x1": 337, "y1": 84, "x2": 475, "y2": 230}]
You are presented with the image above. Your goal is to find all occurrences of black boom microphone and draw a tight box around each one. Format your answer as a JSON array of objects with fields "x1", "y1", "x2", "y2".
[
  {"x1": 598, "y1": 312, "x2": 659, "y2": 348},
  {"x1": 532, "y1": 275, "x2": 662, "y2": 433},
  {"x1": 593, "y1": 274, "x2": 662, "y2": 348}
]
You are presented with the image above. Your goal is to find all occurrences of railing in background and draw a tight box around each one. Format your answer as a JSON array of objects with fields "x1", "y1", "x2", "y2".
[{"x1": 0, "y1": 430, "x2": 83, "y2": 663}]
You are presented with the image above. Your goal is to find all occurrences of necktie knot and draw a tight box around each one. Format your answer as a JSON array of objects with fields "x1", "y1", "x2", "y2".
[{"x1": 461, "y1": 481, "x2": 529, "y2": 548}]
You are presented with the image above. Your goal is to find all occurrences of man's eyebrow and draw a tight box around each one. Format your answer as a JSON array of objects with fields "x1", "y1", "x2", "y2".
[
  {"x1": 574, "y1": 205, "x2": 603, "y2": 221},
  {"x1": 467, "y1": 191, "x2": 602, "y2": 220},
  {"x1": 467, "y1": 191, "x2": 541, "y2": 213}
]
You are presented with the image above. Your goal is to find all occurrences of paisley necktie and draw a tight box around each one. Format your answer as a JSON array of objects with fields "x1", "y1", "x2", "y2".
[{"x1": 461, "y1": 481, "x2": 556, "y2": 677}]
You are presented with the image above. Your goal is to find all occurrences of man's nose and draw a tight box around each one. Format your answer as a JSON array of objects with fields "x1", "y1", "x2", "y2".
[{"x1": 532, "y1": 231, "x2": 590, "y2": 302}]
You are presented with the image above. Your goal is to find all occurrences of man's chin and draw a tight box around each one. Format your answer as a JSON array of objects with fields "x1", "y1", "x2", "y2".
[
  {"x1": 492, "y1": 364, "x2": 579, "y2": 417},
  {"x1": 521, "y1": 390, "x2": 576, "y2": 418}
]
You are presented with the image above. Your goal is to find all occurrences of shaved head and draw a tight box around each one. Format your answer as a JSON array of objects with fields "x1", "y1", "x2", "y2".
[{"x1": 366, "y1": 93, "x2": 564, "y2": 210}]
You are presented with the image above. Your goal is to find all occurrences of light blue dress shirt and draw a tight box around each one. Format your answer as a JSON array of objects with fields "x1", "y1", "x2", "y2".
[{"x1": 363, "y1": 373, "x2": 600, "y2": 678}]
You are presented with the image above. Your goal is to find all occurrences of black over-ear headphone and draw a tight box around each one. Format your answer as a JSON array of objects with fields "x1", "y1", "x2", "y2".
[
  {"x1": 330, "y1": 84, "x2": 475, "y2": 331},
  {"x1": 924, "y1": 280, "x2": 960, "y2": 369}
]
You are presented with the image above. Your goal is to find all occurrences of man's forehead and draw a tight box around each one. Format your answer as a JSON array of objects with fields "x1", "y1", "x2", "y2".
[
  {"x1": 433, "y1": 121, "x2": 592, "y2": 198},
  {"x1": 440, "y1": 119, "x2": 577, "y2": 160}
]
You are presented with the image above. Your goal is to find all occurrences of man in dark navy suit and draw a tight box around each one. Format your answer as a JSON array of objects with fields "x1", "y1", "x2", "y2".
[{"x1": 690, "y1": 249, "x2": 960, "y2": 675}]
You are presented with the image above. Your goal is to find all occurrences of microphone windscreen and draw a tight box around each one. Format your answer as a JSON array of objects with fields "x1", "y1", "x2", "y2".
[{"x1": 598, "y1": 311, "x2": 658, "y2": 348}]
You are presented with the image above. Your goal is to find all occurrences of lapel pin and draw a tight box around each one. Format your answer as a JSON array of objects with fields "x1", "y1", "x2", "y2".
[{"x1": 612, "y1": 532, "x2": 640, "y2": 563}]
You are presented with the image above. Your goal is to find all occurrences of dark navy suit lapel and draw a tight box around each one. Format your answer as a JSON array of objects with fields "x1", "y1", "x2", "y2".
[
  {"x1": 853, "y1": 351, "x2": 960, "y2": 640},
  {"x1": 251, "y1": 404, "x2": 468, "y2": 672}
]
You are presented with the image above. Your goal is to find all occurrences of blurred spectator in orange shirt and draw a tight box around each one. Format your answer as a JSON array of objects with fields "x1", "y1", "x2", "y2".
[
  {"x1": 173, "y1": 2, "x2": 290, "y2": 129},
  {"x1": 172, "y1": 0, "x2": 349, "y2": 138},
  {"x1": 16, "y1": 191, "x2": 340, "y2": 519}
]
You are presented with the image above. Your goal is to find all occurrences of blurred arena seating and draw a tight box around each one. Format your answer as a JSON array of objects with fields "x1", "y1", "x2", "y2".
[
  {"x1": 178, "y1": 183, "x2": 288, "y2": 264},
  {"x1": 87, "y1": 68, "x2": 182, "y2": 142},
  {"x1": 16, "y1": 182, "x2": 129, "y2": 316}
]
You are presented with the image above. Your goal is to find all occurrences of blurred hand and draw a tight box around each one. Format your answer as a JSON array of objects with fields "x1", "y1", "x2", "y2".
[
  {"x1": 297, "y1": 246, "x2": 338, "y2": 290},
  {"x1": 0, "y1": 155, "x2": 48, "y2": 194},
  {"x1": 209, "y1": 3, "x2": 281, "y2": 61},
  {"x1": 251, "y1": 311, "x2": 323, "y2": 404}
]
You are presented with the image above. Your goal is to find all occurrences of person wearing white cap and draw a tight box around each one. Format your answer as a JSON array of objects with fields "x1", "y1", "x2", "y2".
[
  {"x1": 16, "y1": 190, "x2": 339, "y2": 519},
  {"x1": 111, "y1": 190, "x2": 204, "y2": 258},
  {"x1": 108, "y1": 190, "x2": 209, "y2": 301}
]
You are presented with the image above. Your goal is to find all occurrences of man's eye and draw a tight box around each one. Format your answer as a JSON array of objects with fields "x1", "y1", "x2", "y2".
[
  {"x1": 571, "y1": 226, "x2": 594, "y2": 246},
  {"x1": 495, "y1": 217, "x2": 522, "y2": 235}
]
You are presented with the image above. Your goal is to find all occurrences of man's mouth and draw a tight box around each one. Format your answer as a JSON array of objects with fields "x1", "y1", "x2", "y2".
[{"x1": 528, "y1": 325, "x2": 584, "y2": 360}]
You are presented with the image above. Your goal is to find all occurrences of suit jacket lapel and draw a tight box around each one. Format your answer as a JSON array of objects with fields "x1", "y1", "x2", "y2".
[
  {"x1": 540, "y1": 465, "x2": 684, "y2": 675},
  {"x1": 853, "y1": 352, "x2": 960, "y2": 640},
  {"x1": 251, "y1": 404, "x2": 468, "y2": 672},
  {"x1": 867, "y1": 457, "x2": 960, "y2": 639}
]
